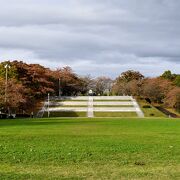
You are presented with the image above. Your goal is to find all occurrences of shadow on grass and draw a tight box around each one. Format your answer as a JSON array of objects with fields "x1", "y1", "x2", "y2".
[
  {"x1": 0, "y1": 118, "x2": 106, "y2": 127},
  {"x1": 0, "y1": 172, "x2": 61, "y2": 180},
  {"x1": 43, "y1": 111, "x2": 86, "y2": 118}
]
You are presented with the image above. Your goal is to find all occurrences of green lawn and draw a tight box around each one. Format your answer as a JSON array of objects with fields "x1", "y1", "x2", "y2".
[{"x1": 0, "y1": 118, "x2": 180, "y2": 179}]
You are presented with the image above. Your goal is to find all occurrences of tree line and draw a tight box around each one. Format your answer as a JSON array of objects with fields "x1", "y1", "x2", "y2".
[
  {"x1": 112, "y1": 70, "x2": 180, "y2": 113},
  {"x1": 0, "y1": 61, "x2": 179, "y2": 115}
]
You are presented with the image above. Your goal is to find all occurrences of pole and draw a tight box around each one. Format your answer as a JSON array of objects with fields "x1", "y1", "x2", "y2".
[
  {"x1": 4, "y1": 64, "x2": 10, "y2": 103},
  {"x1": 48, "y1": 93, "x2": 50, "y2": 118},
  {"x1": 5, "y1": 66, "x2": 7, "y2": 103},
  {"x1": 59, "y1": 78, "x2": 61, "y2": 98}
]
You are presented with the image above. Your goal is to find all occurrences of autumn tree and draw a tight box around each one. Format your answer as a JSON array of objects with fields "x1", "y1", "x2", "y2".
[
  {"x1": 119, "y1": 70, "x2": 144, "y2": 83},
  {"x1": 161, "y1": 70, "x2": 180, "y2": 87},
  {"x1": 0, "y1": 77, "x2": 5, "y2": 110},
  {"x1": 11, "y1": 61, "x2": 55, "y2": 98},
  {"x1": 94, "y1": 76, "x2": 113, "y2": 95},
  {"x1": 79, "y1": 75, "x2": 96, "y2": 95},
  {"x1": 0, "y1": 77, "x2": 27, "y2": 113},
  {"x1": 164, "y1": 87, "x2": 180, "y2": 112},
  {"x1": 54, "y1": 67, "x2": 83, "y2": 96},
  {"x1": 112, "y1": 70, "x2": 144, "y2": 95},
  {"x1": 142, "y1": 78, "x2": 173, "y2": 103}
]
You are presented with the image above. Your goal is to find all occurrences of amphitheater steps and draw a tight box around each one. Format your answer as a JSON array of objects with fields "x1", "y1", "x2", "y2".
[{"x1": 42, "y1": 96, "x2": 144, "y2": 118}]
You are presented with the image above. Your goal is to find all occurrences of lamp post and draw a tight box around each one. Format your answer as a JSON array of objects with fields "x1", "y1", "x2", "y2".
[
  {"x1": 48, "y1": 93, "x2": 50, "y2": 118},
  {"x1": 59, "y1": 78, "x2": 61, "y2": 98},
  {"x1": 4, "y1": 64, "x2": 10, "y2": 103}
]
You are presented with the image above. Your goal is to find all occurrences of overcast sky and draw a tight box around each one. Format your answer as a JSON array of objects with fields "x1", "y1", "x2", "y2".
[{"x1": 0, "y1": 0, "x2": 180, "y2": 78}]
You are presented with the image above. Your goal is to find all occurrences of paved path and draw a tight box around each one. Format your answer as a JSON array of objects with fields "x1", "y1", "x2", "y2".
[
  {"x1": 87, "y1": 96, "x2": 94, "y2": 117},
  {"x1": 131, "y1": 97, "x2": 144, "y2": 118}
]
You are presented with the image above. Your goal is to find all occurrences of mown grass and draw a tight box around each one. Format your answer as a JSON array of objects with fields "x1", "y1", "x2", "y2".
[
  {"x1": 0, "y1": 118, "x2": 179, "y2": 179},
  {"x1": 138, "y1": 100, "x2": 166, "y2": 117},
  {"x1": 94, "y1": 112, "x2": 137, "y2": 117},
  {"x1": 43, "y1": 111, "x2": 87, "y2": 117}
]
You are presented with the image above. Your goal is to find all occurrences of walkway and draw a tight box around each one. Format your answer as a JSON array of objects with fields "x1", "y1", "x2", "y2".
[{"x1": 87, "y1": 96, "x2": 94, "y2": 117}]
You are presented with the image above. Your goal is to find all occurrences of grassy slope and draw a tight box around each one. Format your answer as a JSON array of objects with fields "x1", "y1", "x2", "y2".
[
  {"x1": 138, "y1": 99, "x2": 166, "y2": 117},
  {"x1": 166, "y1": 108, "x2": 180, "y2": 117},
  {"x1": 0, "y1": 118, "x2": 180, "y2": 179},
  {"x1": 94, "y1": 112, "x2": 137, "y2": 117}
]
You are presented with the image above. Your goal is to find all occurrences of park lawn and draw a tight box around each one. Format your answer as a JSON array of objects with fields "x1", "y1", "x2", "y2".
[{"x1": 0, "y1": 118, "x2": 180, "y2": 179}]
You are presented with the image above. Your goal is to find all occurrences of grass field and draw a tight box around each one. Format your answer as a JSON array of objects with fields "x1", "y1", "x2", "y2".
[{"x1": 0, "y1": 118, "x2": 180, "y2": 179}]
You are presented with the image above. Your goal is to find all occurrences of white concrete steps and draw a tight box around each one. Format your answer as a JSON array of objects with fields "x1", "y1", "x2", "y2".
[
  {"x1": 43, "y1": 96, "x2": 144, "y2": 118},
  {"x1": 87, "y1": 96, "x2": 94, "y2": 117},
  {"x1": 131, "y1": 97, "x2": 144, "y2": 118},
  {"x1": 46, "y1": 101, "x2": 88, "y2": 106},
  {"x1": 48, "y1": 107, "x2": 87, "y2": 112},
  {"x1": 93, "y1": 102, "x2": 133, "y2": 106},
  {"x1": 93, "y1": 107, "x2": 137, "y2": 112},
  {"x1": 93, "y1": 96, "x2": 132, "y2": 100}
]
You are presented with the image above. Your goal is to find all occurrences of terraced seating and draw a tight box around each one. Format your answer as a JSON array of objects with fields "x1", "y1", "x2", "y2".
[{"x1": 39, "y1": 96, "x2": 144, "y2": 118}]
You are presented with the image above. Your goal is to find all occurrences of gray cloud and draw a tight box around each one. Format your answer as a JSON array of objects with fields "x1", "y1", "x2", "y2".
[{"x1": 0, "y1": 0, "x2": 180, "y2": 78}]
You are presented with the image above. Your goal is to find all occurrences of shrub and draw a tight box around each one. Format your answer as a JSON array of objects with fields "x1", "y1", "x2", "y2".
[{"x1": 143, "y1": 105, "x2": 151, "y2": 108}]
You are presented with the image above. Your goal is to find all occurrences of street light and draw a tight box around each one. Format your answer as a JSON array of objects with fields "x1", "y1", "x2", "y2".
[
  {"x1": 4, "y1": 64, "x2": 10, "y2": 103},
  {"x1": 47, "y1": 93, "x2": 50, "y2": 118},
  {"x1": 59, "y1": 78, "x2": 61, "y2": 98}
]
